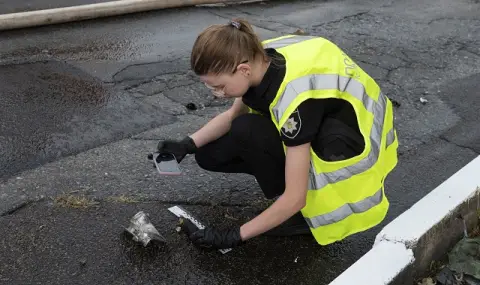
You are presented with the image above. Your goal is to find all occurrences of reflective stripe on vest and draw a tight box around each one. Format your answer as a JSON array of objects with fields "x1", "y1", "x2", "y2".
[
  {"x1": 305, "y1": 187, "x2": 383, "y2": 228},
  {"x1": 272, "y1": 74, "x2": 388, "y2": 192},
  {"x1": 263, "y1": 35, "x2": 316, "y2": 49},
  {"x1": 386, "y1": 128, "x2": 395, "y2": 148}
]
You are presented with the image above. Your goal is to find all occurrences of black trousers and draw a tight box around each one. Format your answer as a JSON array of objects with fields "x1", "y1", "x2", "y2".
[{"x1": 194, "y1": 114, "x2": 361, "y2": 199}]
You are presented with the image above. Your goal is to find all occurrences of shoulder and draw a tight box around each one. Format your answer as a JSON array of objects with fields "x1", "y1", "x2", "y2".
[{"x1": 280, "y1": 99, "x2": 326, "y2": 145}]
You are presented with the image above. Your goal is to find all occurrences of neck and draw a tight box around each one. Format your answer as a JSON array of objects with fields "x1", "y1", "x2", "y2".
[{"x1": 251, "y1": 57, "x2": 271, "y2": 86}]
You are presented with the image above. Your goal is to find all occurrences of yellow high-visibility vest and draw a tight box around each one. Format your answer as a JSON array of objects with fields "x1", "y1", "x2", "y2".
[{"x1": 254, "y1": 35, "x2": 399, "y2": 245}]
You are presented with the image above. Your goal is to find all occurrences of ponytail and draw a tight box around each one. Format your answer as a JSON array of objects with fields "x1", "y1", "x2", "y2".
[{"x1": 230, "y1": 18, "x2": 256, "y2": 38}]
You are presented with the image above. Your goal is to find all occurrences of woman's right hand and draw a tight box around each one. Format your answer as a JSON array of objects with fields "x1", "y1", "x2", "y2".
[
  {"x1": 156, "y1": 136, "x2": 198, "y2": 163},
  {"x1": 151, "y1": 99, "x2": 247, "y2": 164}
]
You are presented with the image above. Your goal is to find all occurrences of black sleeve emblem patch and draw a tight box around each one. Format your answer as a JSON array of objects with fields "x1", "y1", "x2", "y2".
[{"x1": 281, "y1": 109, "x2": 302, "y2": 139}]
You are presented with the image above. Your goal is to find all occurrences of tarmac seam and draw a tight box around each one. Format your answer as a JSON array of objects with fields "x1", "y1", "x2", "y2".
[
  {"x1": 0, "y1": 196, "x2": 257, "y2": 214},
  {"x1": 128, "y1": 137, "x2": 161, "y2": 141},
  {"x1": 153, "y1": 200, "x2": 255, "y2": 208},
  {"x1": 427, "y1": 17, "x2": 480, "y2": 25},
  {"x1": 122, "y1": 72, "x2": 194, "y2": 91},
  {"x1": 206, "y1": 9, "x2": 280, "y2": 32},
  {"x1": 438, "y1": 135, "x2": 480, "y2": 155},
  {"x1": 112, "y1": 63, "x2": 188, "y2": 83},
  {"x1": 99, "y1": 198, "x2": 255, "y2": 208},
  {"x1": 0, "y1": 198, "x2": 41, "y2": 217},
  {"x1": 355, "y1": 58, "x2": 407, "y2": 72},
  {"x1": 227, "y1": 5, "x2": 302, "y2": 30},
  {"x1": 459, "y1": 46, "x2": 480, "y2": 58},
  {"x1": 311, "y1": 10, "x2": 372, "y2": 28}
]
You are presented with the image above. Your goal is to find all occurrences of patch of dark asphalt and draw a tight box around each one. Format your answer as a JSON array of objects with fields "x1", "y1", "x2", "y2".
[
  {"x1": 0, "y1": 200, "x2": 370, "y2": 285},
  {"x1": 0, "y1": 40, "x2": 140, "y2": 63},
  {"x1": 0, "y1": 60, "x2": 174, "y2": 180},
  {"x1": 432, "y1": 73, "x2": 480, "y2": 154},
  {"x1": 112, "y1": 60, "x2": 190, "y2": 83}
]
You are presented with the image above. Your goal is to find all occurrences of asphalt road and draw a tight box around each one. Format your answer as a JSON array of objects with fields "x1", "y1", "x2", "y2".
[{"x1": 0, "y1": 0, "x2": 479, "y2": 284}]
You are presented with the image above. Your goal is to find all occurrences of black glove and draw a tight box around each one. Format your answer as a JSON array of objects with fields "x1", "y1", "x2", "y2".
[
  {"x1": 179, "y1": 219, "x2": 244, "y2": 250},
  {"x1": 156, "y1": 136, "x2": 197, "y2": 163}
]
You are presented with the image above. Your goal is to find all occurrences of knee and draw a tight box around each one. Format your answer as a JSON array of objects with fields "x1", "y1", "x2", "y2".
[
  {"x1": 230, "y1": 114, "x2": 264, "y2": 141},
  {"x1": 194, "y1": 148, "x2": 213, "y2": 171}
]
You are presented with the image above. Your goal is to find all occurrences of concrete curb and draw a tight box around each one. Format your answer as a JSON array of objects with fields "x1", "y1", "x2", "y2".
[
  {"x1": 329, "y1": 155, "x2": 480, "y2": 285},
  {"x1": 329, "y1": 240, "x2": 415, "y2": 285},
  {"x1": 0, "y1": 0, "x2": 265, "y2": 31}
]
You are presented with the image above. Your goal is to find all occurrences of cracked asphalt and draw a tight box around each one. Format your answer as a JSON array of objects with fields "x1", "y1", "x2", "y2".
[{"x1": 0, "y1": 0, "x2": 479, "y2": 284}]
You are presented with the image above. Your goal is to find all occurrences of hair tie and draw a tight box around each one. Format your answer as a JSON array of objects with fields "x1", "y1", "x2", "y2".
[{"x1": 230, "y1": 20, "x2": 241, "y2": 29}]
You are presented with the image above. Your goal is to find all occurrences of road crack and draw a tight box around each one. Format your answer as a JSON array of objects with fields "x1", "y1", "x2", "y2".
[
  {"x1": 385, "y1": 66, "x2": 402, "y2": 87},
  {"x1": 207, "y1": 9, "x2": 279, "y2": 32},
  {"x1": 228, "y1": 5, "x2": 301, "y2": 30},
  {"x1": 428, "y1": 17, "x2": 480, "y2": 25},
  {"x1": 160, "y1": 200, "x2": 254, "y2": 208},
  {"x1": 312, "y1": 10, "x2": 371, "y2": 27},
  {"x1": 104, "y1": 197, "x2": 256, "y2": 208},
  {"x1": 355, "y1": 59, "x2": 390, "y2": 71},
  {"x1": 129, "y1": 137, "x2": 162, "y2": 141},
  {"x1": 438, "y1": 135, "x2": 480, "y2": 155},
  {"x1": 0, "y1": 198, "x2": 44, "y2": 217},
  {"x1": 229, "y1": 5, "x2": 258, "y2": 16},
  {"x1": 458, "y1": 45, "x2": 480, "y2": 58}
]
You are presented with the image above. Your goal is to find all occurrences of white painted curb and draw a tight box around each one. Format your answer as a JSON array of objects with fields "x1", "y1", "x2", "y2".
[
  {"x1": 375, "y1": 155, "x2": 480, "y2": 246},
  {"x1": 328, "y1": 241, "x2": 414, "y2": 285},
  {"x1": 329, "y1": 155, "x2": 480, "y2": 285}
]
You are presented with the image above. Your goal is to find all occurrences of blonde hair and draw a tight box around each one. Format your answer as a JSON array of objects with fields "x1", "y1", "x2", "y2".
[{"x1": 190, "y1": 18, "x2": 268, "y2": 76}]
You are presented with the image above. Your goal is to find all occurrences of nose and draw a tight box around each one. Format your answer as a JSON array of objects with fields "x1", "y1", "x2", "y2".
[{"x1": 212, "y1": 89, "x2": 226, "y2": 98}]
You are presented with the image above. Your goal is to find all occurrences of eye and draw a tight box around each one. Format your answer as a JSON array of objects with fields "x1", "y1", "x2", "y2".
[
  {"x1": 204, "y1": 82, "x2": 225, "y2": 91},
  {"x1": 204, "y1": 83, "x2": 215, "y2": 90}
]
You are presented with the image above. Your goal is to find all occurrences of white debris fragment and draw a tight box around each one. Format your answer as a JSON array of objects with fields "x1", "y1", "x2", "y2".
[
  {"x1": 420, "y1": 97, "x2": 428, "y2": 104},
  {"x1": 417, "y1": 277, "x2": 435, "y2": 285},
  {"x1": 294, "y1": 257, "x2": 299, "y2": 263}
]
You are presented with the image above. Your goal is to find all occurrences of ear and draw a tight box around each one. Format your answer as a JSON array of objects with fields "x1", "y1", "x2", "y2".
[{"x1": 236, "y1": 63, "x2": 251, "y2": 76}]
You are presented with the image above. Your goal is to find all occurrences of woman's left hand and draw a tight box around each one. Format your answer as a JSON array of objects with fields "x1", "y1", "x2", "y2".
[{"x1": 180, "y1": 219, "x2": 244, "y2": 249}]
